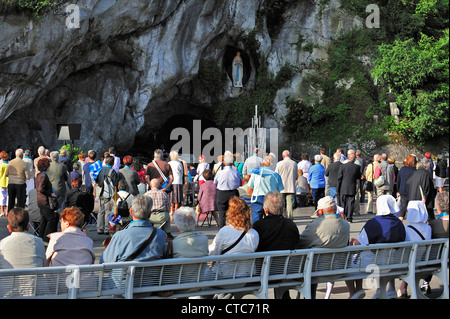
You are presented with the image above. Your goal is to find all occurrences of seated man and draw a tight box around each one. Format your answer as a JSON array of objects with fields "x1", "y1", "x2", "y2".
[
  {"x1": 238, "y1": 174, "x2": 251, "y2": 201},
  {"x1": 297, "y1": 196, "x2": 350, "y2": 299},
  {"x1": 0, "y1": 208, "x2": 45, "y2": 269},
  {"x1": 295, "y1": 169, "x2": 309, "y2": 208},
  {"x1": 100, "y1": 195, "x2": 167, "y2": 262},
  {"x1": 253, "y1": 191, "x2": 299, "y2": 251},
  {"x1": 144, "y1": 178, "x2": 172, "y2": 238},
  {"x1": 172, "y1": 206, "x2": 208, "y2": 258},
  {"x1": 66, "y1": 177, "x2": 94, "y2": 225},
  {"x1": 253, "y1": 191, "x2": 299, "y2": 299},
  {"x1": 298, "y1": 196, "x2": 350, "y2": 249}
]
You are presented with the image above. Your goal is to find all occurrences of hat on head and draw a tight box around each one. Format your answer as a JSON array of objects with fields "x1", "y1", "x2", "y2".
[
  {"x1": 424, "y1": 152, "x2": 431, "y2": 159},
  {"x1": 199, "y1": 155, "x2": 205, "y2": 161},
  {"x1": 314, "y1": 154, "x2": 323, "y2": 162},
  {"x1": 406, "y1": 200, "x2": 428, "y2": 223},
  {"x1": 316, "y1": 196, "x2": 336, "y2": 212},
  {"x1": 376, "y1": 195, "x2": 400, "y2": 216}
]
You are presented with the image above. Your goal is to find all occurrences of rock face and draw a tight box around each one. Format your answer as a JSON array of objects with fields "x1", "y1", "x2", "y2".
[{"x1": 0, "y1": 0, "x2": 354, "y2": 156}]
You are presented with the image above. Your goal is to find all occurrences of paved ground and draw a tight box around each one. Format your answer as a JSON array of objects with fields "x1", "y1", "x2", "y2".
[{"x1": 0, "y1": 201, "x2": 447, "y2": 299}]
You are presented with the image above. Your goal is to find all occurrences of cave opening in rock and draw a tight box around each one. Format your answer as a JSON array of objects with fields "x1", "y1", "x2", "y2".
[
  {"x1": 223, "y1": 46, "x2": 252, "y2": 86},
  {"x1": 131, "y1": 113, "x2": 222, "y2": 163}
]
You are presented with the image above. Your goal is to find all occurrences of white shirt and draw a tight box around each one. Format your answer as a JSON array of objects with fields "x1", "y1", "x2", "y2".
[
  {"x1": 208, "y1": 226, "x2": 259, "y2": 278},
  {"x1": 297, "y1": 160, "x2": 312, "y2": 179},
  {"x1": 169, "y1": 160, "x2": 183, "y2": 185},
  {"x1": 0, "y1": 232, "x2": 45, "y2": 269},
  {"x1": 209, "y1": 226, "x2": 259, "y2": 256},
  {"x1": 196, "y1": 162, "x2": 210, "y2": 182}
]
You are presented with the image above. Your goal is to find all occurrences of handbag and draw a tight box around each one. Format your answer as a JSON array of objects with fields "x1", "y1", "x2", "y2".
[
  {"x1": 49, "y1": 196, "x2": 59, "y2": 211},
  {"x1": 152, "y1": 160, "x2": 172, "y2": 192},
  {"x1": 363, "y1": 180, "x2": 373, "y2": 192},
  {"x1": 373, "y1": 175, "x2": 385, "y2": 187}
]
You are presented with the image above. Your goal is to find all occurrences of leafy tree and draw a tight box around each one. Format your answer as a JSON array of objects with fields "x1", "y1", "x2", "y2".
[{"x1": 372, "y1": 28, "x2": 449, "y2": 144}]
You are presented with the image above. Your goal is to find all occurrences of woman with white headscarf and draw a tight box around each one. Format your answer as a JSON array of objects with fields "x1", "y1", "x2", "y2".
[
  {"x1": 397, "y1": 200, "x2": 432, "y2": 298},
  {"x1": 404, "y1": 200, "x2": 432, "y2": 241},
  {"x1": 356, "y1": 195, "x2": 406, "y2": 245},
  {"x1": 346, "y1": 195, "x2": 406, "y2": 299}
]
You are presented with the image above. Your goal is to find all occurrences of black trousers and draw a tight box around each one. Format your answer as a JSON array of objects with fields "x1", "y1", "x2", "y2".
[
  {"x1": 399, "y1": 194, "x2": 409, "y2": 218},
  {"x1": 339, "y1": 194, "x2": 355, "y2": 221},
  {"x1": 39, "y1": 205, "x2": 58, "y2": 243},
  {"x1": 7, "y1": 183, "x2": 27, "y2": 212},
  {"x1": 216, "y1": 189, "x2": 239, "y2": 228}
]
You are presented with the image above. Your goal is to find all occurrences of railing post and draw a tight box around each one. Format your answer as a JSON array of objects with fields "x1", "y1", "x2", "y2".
[
  {"x1": 297, "y1": 251, "x2": 314, "y2": 299},
  {"x1": 254, "y1": 256, "x2": 271, "y2": 299},
  {"x1": 68, "y1": 267, "x2": 80, "y2": 299},
  {"x1": 404, "y1": 244, "x2": 418, "y2": 299},
  {"x1": 124, "y1": 266, "x2": 135, "y2": 299}
]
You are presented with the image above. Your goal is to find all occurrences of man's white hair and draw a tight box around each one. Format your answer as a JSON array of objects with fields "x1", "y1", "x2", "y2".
[
  {"x1": 224, "y1": 153, "x2": 234, "y2": 165},
  {"x1": 38, "y1": 146, "x2": 45, "y2": 155},
  {"x1": 50, "y1": 151, "x2": 59, "y2": 161},
  {"x1": 15, "y1": 149, "x2": 24, "y2": 158},
  {"x1": 173, "y1": 207, "x2": 197, "y2": 233}
]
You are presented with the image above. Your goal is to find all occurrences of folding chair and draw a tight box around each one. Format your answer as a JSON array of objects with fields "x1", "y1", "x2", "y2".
[
  {"x1": 28, "y1": 222, "x2": 40, "y2": 237},
  {"x1": 87, "y1": 212, "x2": 98, "y2": 231},
  {"x1": 197, "y1": 211, "x2": 217, "y2": 227}
]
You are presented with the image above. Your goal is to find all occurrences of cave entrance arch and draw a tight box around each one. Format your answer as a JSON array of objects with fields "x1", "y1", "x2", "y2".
[
  {"x1": 132, "y1": 113, "x2": 222, "y2": 164},
  {"x1": 223, "y1": 46, "x2": 251, "y2": 87}
]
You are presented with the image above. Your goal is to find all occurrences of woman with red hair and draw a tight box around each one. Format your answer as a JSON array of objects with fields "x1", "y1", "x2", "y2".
[
  {"x1": 207, "y1": 197, "x2": 259, "y2": 295},
  {"x1": 396, "y1": 154, "x2": 417, "y2": 220},
  {"x1": 208, "y1": 196, "x2": 259, "y2": 256},
  {"x1": 118, "y1": 155, "x2": 140, "y2": 196},
  {"x1": 46, "y1": 206, "x2": 95, "y2": 267},
  {"x1": 35, "y1": 157, "x2": 57, "y2": 242}
]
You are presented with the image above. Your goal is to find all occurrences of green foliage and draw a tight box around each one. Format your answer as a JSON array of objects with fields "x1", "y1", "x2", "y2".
[
  {"x1": 0, "y1": 0, "x2": 60, "y2": 19},
  {"x1": 283, "y1": 0, "x2": 449, "y2": 149},
  {"x1": 371, "y1": 20, "x2": 449, "y2": 144},
  {"x1": 284, "y1": 27, "x2": 387, "y2": 149},
  {"x1": 59, "y1": 144, "x2": 84, "y2": 164},
  {"x1": 197, "y1": 59, "x2": 225, "y2": 97},
  {"x1": 215, "y1": 55, "x2": 295, "y2": 127}
]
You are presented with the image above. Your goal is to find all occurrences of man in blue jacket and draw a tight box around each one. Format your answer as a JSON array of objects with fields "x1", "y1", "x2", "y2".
[
  {"x1": 308, "y1": 154, "x2": 326, "y2": 211},
  {"x1": 100, "y1": 194, "x2": 166, "y2": 263}
]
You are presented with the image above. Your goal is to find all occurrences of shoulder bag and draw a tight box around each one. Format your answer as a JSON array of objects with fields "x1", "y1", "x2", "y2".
[
  {"x1": 152, "y1": 160, "x2": 172, "y2": 192},
  {"x1": 124, "y1": 227, "x2": 157, "y2": 261},
  {"x1": 221, "y1": 231, "x2": 247, "y2": 255},
  {"x1": 363, "y1": 164, "x2": 374, "y2": 192},
  {"x1": 408, "y1": 225, "x2": 426, "y2": 240}
]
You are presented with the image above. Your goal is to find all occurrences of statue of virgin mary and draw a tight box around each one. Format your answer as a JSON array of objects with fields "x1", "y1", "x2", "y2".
[{"x1": 232, "y1": 51, "x2": 243, "y2": 87}]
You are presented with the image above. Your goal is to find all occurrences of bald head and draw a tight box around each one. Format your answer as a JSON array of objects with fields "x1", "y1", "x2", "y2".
[{"x1": 150, "y1": 178, "x2": 161, "y2": 189}]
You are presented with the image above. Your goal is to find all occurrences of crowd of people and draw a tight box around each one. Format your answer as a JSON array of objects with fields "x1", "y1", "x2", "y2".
[{"x1": 0, "y1": 144, "x2": 448, "y2": 299}]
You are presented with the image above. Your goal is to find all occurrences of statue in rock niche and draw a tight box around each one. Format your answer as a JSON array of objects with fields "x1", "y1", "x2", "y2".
[{"x1": 232, "y1": 51, "x2": 243, "y2": 87}]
